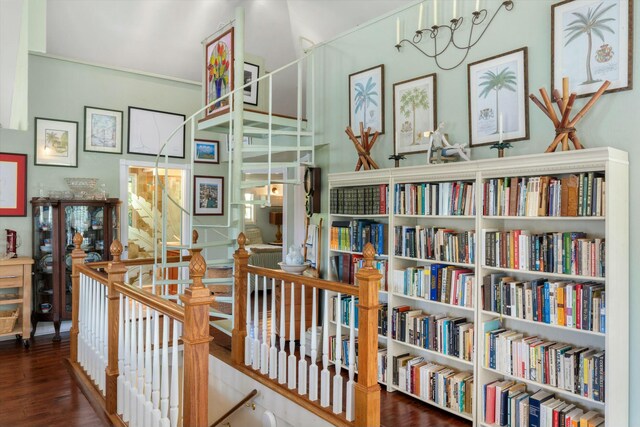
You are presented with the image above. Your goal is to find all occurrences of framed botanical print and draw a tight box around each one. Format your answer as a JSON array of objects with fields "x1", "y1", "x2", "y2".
[
  {"x1": 393, "y1": 73, "x2": 437, "y2": 155},
  {"x1": 0, "y1": 152, "x2": 27, "y2": 216},
  {"x1": 127, "y1": 107, "x2": 186, "y2": 159},
  {"x1": 34, "y1": 117, "x2": 78, "y2": 167},
  {"x1": 349, "y1": 64, "x2": 385, "y2": 137},
  {"x1": 84, "y1": 106, "x2": 123, "y2": 154},
  {"x1": 552, "y1": 0, "x2": 633, "y2": 97},
  {"x1": 194, "y1": 139, "x2": 220, "y2": 164},
  {"x1": 244, "y1": 62, "x2": 259, "y2": 106},
  {"x1": 194, "y1": 175, "x2": 224, "y2": 216},
  {"x1": 467, "y1": 47, "x2": 529, "y2": 147},
  {"x1": 205, "y1": 28, "x2": 234, "y2": 117}
]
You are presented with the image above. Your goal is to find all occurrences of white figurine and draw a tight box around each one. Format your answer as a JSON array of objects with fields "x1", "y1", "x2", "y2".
[{"x1": 424, "y1": 122, "x2": 470, "y2": 163}]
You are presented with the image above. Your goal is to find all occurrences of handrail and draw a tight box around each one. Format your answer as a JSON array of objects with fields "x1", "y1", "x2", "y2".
[
  {"x1": 76, "y1": 264, "x2": 109, "y2": 283},
  {"x1": 113, "y1": 281, "x2": 185, "y2": 323},
  {"x1": 245, "y1": 264, "x2": 359, "y2": 296},
  {"x1": 209, "y1": 389, "x2": 258, "y2": 427},
  {"x1": 85, "y1": 254, "x2": 193, "y2": 269}
]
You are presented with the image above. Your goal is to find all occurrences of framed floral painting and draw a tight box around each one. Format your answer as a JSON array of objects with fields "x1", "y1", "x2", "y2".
[
  {"x1": 393, "y1": 73, "x2": 437, "y2": 155},
  {"x1": 205, "y1": 28, "x2": 234, "y2": 117},
  {"x1": 349, "y1": 64, "x2": 385, "y2": 138}
]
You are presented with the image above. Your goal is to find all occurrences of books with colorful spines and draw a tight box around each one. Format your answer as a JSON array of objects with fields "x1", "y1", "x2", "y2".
[
  {"x1": 483, "y1": 380, "x2": 499, "y2": 424},
  {"x1": 565, "y1": 407, "x2": 584, "y2": 427},
  {"x1": 541, "y1": 398, "x2": 565, "y2": 427},
  {"x1": 579, "y1": 410, "x2": 600, "y2": 427},
  {"x1": 587, "y1": 416, "x2": 604, "y2": 427},
  {"x1": 392, "y1": 352, "x2": 410, "y2": 386},
  {"x1": 558, "y1": 403, "x2": 576, "y2": 427},
  {"x1": 391, "y1": 305, "x2": 411, "y2": 340},
  {"x1": 499, "y1": 382, "x2": 525, "y2": 426},
  {"x1": 529, "y1": 389, "x2": 554, "y2": 427}
]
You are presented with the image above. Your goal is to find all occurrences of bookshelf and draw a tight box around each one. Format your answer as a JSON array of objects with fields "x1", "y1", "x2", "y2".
[{"x1": 327, "y1": 148, "x2": 628, "y2": 427}]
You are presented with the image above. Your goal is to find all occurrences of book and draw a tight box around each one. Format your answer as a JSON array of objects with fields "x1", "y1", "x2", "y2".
[{"x1": 529, "y1": 390, "x2": 554, "y2": 427}]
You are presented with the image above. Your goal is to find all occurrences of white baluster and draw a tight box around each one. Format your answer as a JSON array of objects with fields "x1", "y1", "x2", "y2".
[
  {"x1": 117, "y1": 293, "x2": 124, "y2": 415},
  {"x1": 346, "y1": 296, "x2": 356, "y2": 421},
  {"x1": 309, "y1": 287, "x2": 318, "y2": 401},
  {"x1": 288, "y1": 282, "x2": 297, "y2": 389},
  {"x1": 169, "y1": 320, "x2": 179, "y2": 427},
  {"x1": 100, "y1": 284, "x2": 107, "y2": 392},
  {"x1": 320, "y1": 289, "x2": 330, "y2": 407},
  {"x1": 97, "y1": 284, "x2": 104, "y2": 390},
  {"x1": 160, "y1": 315, "x2": 170, "y2": 426},
  {"x1": 130, "y1": 300, "x2": 138, "y2": 426},
  {"x1": 137, "y1": 303, "x2": 145, "y2": 423},
  {"x1": 103, "y1": 284, "x2": 108, "y2": 393},
  {"x1": 91, "y1": 279, "x2": 98, "y2": 382},
  {"x1": 252, "y1": 274, "x2": 260, "y2": 371},
  {"x1": 151, "y1": 310, "x2": 162, "y2": 427},
  {"x1": 333, "y1": 292, "x2": 343, "y2": 414},
  {"x1": 268, "y1": 278, "x2": 277, "y2": 379},
  {"x1": 78, "y1": 275, "x2": 84, "y2": 369},
  {"x1": 123, "y1": 297, "x2": 131, "y2": 422},
  {"x1": 278, "y1": 280, "x2": 287, "y2": 384},
  {"x1": 298, "y1": 284, "x2": 307, "y2": 395},
  {"x1": 260, "y1": 275, "x2": 269, "y2": 374},
  {"x1": 244, "y1": 272, "x2": 252, "y2": 366},
  {"x1": 145, "y1": 304, "x2": 153, "y2": 427}
]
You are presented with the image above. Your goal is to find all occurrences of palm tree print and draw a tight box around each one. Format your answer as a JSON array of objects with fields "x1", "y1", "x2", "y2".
[
  {"x1": 353, "y1": 77, "x2": 379, "y2": 129},
  {"x1": 564, "y1": 2, "x2": 616, "y2": 85},
  {"x1": 479, "y1": 67, "x2": 517, "y2": 134},
  {"x1": 400, "y1": 87, "x2": 430, "y2": 145}
]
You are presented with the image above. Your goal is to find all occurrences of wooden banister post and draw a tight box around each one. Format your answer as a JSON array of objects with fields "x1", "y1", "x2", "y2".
[
  {"x1": 105, "y1": 239, "x2": 126, "y2": 415},
  {"x1": 231, "y1": 233, "x2": 249, "y2": 365},
  {"x1": 180, "y1": 247, "x2": 214, "y2": 427},
  {"x1": 70, "y1": 233, "x2": 86, "y2": 363},
  {"x1": 355, "y1": 243, "x2": 381, "y2": 427}
]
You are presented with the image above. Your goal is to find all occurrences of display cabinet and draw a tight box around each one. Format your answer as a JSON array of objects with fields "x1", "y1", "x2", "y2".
[{"x1": 31, "y1": 197, "x2": 120, "y2": 340}]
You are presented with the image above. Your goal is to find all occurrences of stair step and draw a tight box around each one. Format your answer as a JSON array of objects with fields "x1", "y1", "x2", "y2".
[
  {"x1": 242, "y1": 145, "x2": 312, "y2": 153},
  {"x1": 240, "y1": 180, "x2": 300, "y2": 189},
  {"x1": 209, "y1": 309, "x2": 233, "y2": 320},
  {"x1": 212, "y1": 296, "x2": 233, "y2": 303},
  {"x1": 210, "y1": 319, "x2": 233, "y2": 335},
  {"x1": 243, "y1": 128, "x2": 314, "y2": 137},
  {"x1": 241, "y1": 161, "x2": 299, "y2": 170}
]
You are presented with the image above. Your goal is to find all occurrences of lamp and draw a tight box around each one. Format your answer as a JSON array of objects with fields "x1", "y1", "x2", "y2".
[
  {"x1": 395, "y1": 0, "x2": 514, "y2": 70},
  {"x1": 269, "y1": 211, "x2": 283, "y2": 244}
]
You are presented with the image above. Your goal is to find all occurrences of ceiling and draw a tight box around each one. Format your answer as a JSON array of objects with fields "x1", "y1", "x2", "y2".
[{"x1": 46, "y1": 0, "x2": 412, "y2": 83}]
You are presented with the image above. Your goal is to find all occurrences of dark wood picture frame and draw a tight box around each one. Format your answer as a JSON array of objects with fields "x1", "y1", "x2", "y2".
[
  {"x1": 193, "y1": 175, "x2": 224, "y2": 216},
  {"x1": 83, "y1": 106, "x2": 124, "y2": 154},
  {"x1": 0, "y1": 152, "x2": 27, "y2": 216},
  {"x1": 127, "y1": 106, "x2": 186, "y2": 159},
  {"x1": 349, "y1": 64, "x2": 385, "y2": 138},
  {"x1": 205, "y1": 28, "x2": 235, "y2": 118},
  {"x1": 244, "y1": 62, "x2": 260, "y2": 106},
  {"x1": 393, "y1": 73, "x2": 438, "y2": 156},
  {"x1": 34, "y1": 117, "x2": 79, "y2": 167},
  {"x1": 194, "y1": 139, "x2": 220, "y2": 164}
]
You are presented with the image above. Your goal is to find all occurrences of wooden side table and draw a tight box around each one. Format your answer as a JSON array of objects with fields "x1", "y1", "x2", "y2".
[{"x1": 0, "y1": 257, "x2": 33, "y2": 348}]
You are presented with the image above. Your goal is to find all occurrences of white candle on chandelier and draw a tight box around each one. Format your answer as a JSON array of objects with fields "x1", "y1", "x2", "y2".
[
  {"x1": 418, "y1": 3, "x2": 424, "y2": 30},
  {"x1": 452, "y1": 0, "x2": 457, "y2": 19},
  {"x1": 433, "y1": 0, "x2": 438, "y2": 26},
  {"x1": 396, "y1": 17, "x2": 400, "y2": 44},
  {"x1": 475, "y1": 0, "x2": 480, "y2": 12}
]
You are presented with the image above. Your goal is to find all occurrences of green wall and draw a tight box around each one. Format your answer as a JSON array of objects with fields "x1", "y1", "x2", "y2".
[{"x1": 312, "y1": 0, "x2": 639, "y2": 416}]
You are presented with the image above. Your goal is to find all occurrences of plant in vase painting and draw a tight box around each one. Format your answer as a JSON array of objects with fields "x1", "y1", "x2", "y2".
[
  {"x1": 479, "y1": 67, "x2": 516, "y2": 134},
  {"x1": 208, "y1": 41, "x2": 230, "y2": 108},
  {"x1": 400, "y1": 87, "x2": 430, "y2": 145},
  {"x1": 353, "y1": 77, "x2": 378, "y2": 129}
]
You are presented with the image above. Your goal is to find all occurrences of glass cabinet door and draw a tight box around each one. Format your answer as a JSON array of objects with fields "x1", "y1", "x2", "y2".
[{"x1": 33, "y1": 203, "x2": 55, "y2": 316}]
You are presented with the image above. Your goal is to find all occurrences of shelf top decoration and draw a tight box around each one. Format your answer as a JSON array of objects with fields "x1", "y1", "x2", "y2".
[
  {"x1": 345, "y1": 125, "x2": 380, "y2": 171},
  {"x1": 394, "y1": 0, "x2": 514, "y2": 71}
]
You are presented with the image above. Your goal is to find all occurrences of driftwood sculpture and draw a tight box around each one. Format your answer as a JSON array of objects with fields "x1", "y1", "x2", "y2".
[
  {"x1": 529, "y1": 77, "x2": 610, "y2": 153},
  {"x1": 345, "y1": 124, "x2": 380, "y2": 171}
]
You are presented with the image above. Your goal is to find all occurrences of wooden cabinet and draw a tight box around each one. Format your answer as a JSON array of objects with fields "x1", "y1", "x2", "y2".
[
  {"x1": 31, "y1": 197, "x2": 120, "y2": 341},
  {"x1": 0, "y1": 257, "x2": 33, "y2": 348}
]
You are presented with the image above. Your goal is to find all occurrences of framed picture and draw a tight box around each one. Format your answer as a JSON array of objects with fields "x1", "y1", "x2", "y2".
[
  {"x1": 349, "y1": 64, "x2": 385, "y2": 137},
  {"x1": 552, "y1": 0, "x2": 633, "y2": 97},
  {"x1": 244, "y1": 62, "x2": 259, "y2": 106},
  {"x1": 393, "y1": 73, "x2": 437, "y2": 155},
  {"x1": 127, "y1": 107, "x2": 186, "y2": 159},
  {"x1": 34, "y1": 117, "x2": 78, "y2": 167},
  {"x1": 467, "y1": 47, "x2": 529, "y2": 147},
  {"x1": 194, "y1": 139, "x2": 220, "y2": 164},
  {"x1": 205, "y1": 28, "x2": 234, "y2": 117},
  {"x1": 0, "y1": 152, "x2": 27, "y2": 216},
  {"x1": 194, "y1": 175, "x2": 224, "y2": 216},
  {"x1": 84, "y1": 106, "x2": 123, "y2": 154}
]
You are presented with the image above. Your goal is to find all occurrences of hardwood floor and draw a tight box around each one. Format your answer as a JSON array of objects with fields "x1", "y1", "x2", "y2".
[{"x1": 0, "y1": 333, "x2": 108, "y2": 427}]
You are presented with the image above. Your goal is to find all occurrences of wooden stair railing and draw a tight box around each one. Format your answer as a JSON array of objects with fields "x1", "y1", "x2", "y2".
[
  {"x1": 231, "y1": 232, "x2": 381, "y2": 427},
  {"x1": 209, "y1": 389, "x2": 258, "y2": 427}
]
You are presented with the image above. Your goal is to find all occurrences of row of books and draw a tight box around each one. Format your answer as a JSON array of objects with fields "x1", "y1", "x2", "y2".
[
  {"x1": 483, "y1": 230, "x2": 605, "y2": 278},
  {"x1": 393, "y1": 181, "x2": 476, "y2": 216},
  {"x1": 392, "y1": 354, "x2": 473, "y2": 415},
  {"x1": 484, "y1": 320, "x2": 605, "y2": 402},
  {"x1": 329, "y1": 253, "x2": 388, "y2": 289},
  {"x1": 330, "y1": 220, "x2": 387, "y2": 254},
  {"x1": 329, "y1": 334, "x2": 358, "y2": 368},
  {"x1": 391, "y1": 265, "x2": 475, "y2": 308},
  {"x1": 391, "y1": 305, "x2": 474, "y2": 361},
  {"x1": 329, "y1": 294, "x2": 389, "y2": 335},
  {"x1": 330, "y1": 184, "x2": 389, "y2": 215},
  {"x1": 483, "y1": 381, "x2": 604, "y2": 427},
  {"x1": 482, "y1": 172, "x2": 605, "y2": 217},
  {"x1": 482, "y1": 274, "x2": 606, "y2": 333},
  {"x1": 394, "y1": 225, "x2": 476, "y2": 264},
  {"x1": 378, "y1": 349, "x2": 388, "y2": 383}
]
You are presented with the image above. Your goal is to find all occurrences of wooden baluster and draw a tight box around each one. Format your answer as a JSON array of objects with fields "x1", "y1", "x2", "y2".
[
  {"x1": 232, "y1": 233, "x2": 249, "y2": 365},
  {"x1": 180, "y1": 247, "x2": 214, "y2": 427},
  {"x1": 278, "y1": 280, "x2": 287, "y2": 384},
  {"x1": 298, "y1": 284, "x2": 307, "y2": 395},
  {"x1": 245, "y1": 272, "x2": 252, "y2": 366},
  {"x1": 151, "y1": 309, "x2": 162, "y2": 426},
  {"x1": 169, "y1": 320, "x2": 179, "y2": 427},
  {"x1": 160, "y1": 314, "x2": 170, "y2": 424},
  {"x1": 346, "y1": 296, "x2": 356, "y2": 421},
  {"x1": 70, "y1": 233, "x2": 86, "y2": 362},
  {"x1": 269, "y1": 278, "x2": 277, "y2": 379},
  {"x1": 130, "y1": 300, "x2": 138, "y2": 426},
  {"x1": 355, "y1": 243, "x2": 381, "y2": 427},
  {"x1": 144, "y1": 304, "x2": 153, "y2": 425},
  {"x1": 137, "y1": 301, "x2": 145, "y2": 423},
  {"x1": 288, "y1": 282, "x2": 297, "y2": 389},
  {"x1": 260, "y1": 275, "x2": 268, "y2": 374},
  {"x1": 320, "y1": 289, "x2": 330, "y2": 407},
  {"x1": 308, "y1": 287, "x2": 318, "y2": 401},
  {"x1": 252, "y1": 274, "x2": 260, "y2": 371},
  {"x1": 117, "y1": 293, "x2": 124, "y2": 415},
  {"x1": 122, "y1": 296, "x2": 131, "y2": 422},
  {"x1": 333, "y1": 291, "x2": 343, "y2": 414}
]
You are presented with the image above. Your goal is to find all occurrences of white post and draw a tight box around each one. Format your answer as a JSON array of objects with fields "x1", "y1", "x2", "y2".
[
  {"x1": 122, "y1": 296, "x2": 131, "y2": 422},
  {"x1": 160, "y1": 314, "x2": 170, "y2": 423},
  {"x1": 308, "y1": 287, "x2": 318, "y2": 401},
  {"x1": 320, "y1": 289, "x2": 330, "y2": 407},
  {"x1": 151, "y1": 309, "x2": 162, "y2": 426},
  {"x1": 298, "y1": 284, "x2": 307, "y2": 395},
  {"x1": 346, "y1": 296, "x2": 356, "y2": 421},
  {"x1": 144, "y1": 304, "x2": 153, "y2": 426},
  {"x1": 333, "y1": 292, "x2": 343, "y2": 415},
  {"x1": 169, "y1": 320, "x2": 179, "y2": 427},
  {"x1": 278, "y1": 280, "x2": 287, "y2": 384},
  {"x1": 130, "y1": 300, "x2": 138, "y2": 426},
  {"x1": 244, "y1": 272, "x2": 252, "y2": 366},
  {"x1": 117, "y1": 293, "x2": 124, "y2": 415},
  {"x1": 287, "y1": 282, "x2": 297, "y2": 389},
  {"x1": 269, "y1": 278, "x2": 277, "y2": 379},
  {"x1": 137, "y1": 302, "x2": 145, "y2": 423},
  {"x1": 261, "y1": 275, "x2": 269, "y2": 374},
  {"x1": 252, "y1": 274, "x2": 260, "y2": 371}
]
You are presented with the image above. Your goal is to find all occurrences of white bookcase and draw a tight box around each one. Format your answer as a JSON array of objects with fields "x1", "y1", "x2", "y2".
[{"x1": 327, "y1": 147, "x2": 628, "y2": 427}]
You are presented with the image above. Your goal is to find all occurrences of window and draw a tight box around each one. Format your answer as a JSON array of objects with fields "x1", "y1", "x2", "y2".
[{"x1": 244, "y1": 192, "x2": 255, "y2": 223}]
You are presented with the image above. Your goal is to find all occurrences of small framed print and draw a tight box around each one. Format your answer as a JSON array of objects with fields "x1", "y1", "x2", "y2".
[
  {"x1": 127, "y1": 107, "x2": 186, "y2": 159},
  {"x1": 194, "y1": 139, "x2": 220, "y2": 164},
  {"x1": 34, "y1": 117, "x2": 78, "y2": 167},
  {"x1": 0, "y1": 152, "x2": 27, "y2": 216},
  {"x1": 84, "y1": 106, "x2": 123, "y2": 154},
  {"x1": 194, "y1": 175, "x2": 224, "y2": 216},
  {"x1": 349, "y1": 64, "x2": 385, "y2": 137},
  {"x1": 244, "y1": 62, "x2": 259, "y2": 106},
  {"x1": 393, "y1": 73, "x2": 437, "y2": 155}
]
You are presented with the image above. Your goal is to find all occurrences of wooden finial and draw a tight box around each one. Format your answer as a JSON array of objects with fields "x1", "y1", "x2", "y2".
[
  {"x1": 192, "y1": 229, "x2": 199, "y2": 244},
  {"x1": 73, "y1": 232, "x2": 83, "y2": 249},
  {"x1": 362, "y1": 243, "x2": 375, "y2": 268},
  {"x1": 110, "y1": 239, "x2": 123, "y2": 263},
  {"x1": 237, "y1": 232, "x2": 246, "y2": 250},
  {"x1": 189, "y1": 249, "x2": 206, "y2": 289}
]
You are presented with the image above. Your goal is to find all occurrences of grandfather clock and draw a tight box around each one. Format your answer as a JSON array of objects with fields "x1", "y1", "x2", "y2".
[{"x1": 303, "y1": 167, "x2": 321, "y2": 216}]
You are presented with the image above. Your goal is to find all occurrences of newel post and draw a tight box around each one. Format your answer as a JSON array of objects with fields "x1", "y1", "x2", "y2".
[
  {"x1": 70, "y1": 233, "x2": 86, "y2": 362},
  {"x1": 105, "y1": 240, "x2": 126, "y2": 415},
  {"x1": 231, "y1": 233, "x2": 249, "y2": 365},
  {"x1": 355, "y1": 243, "x2": 381, "y2": 427},
  {"x1": 180, "y1": 247, "x2": 214, "y2": 427}
]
